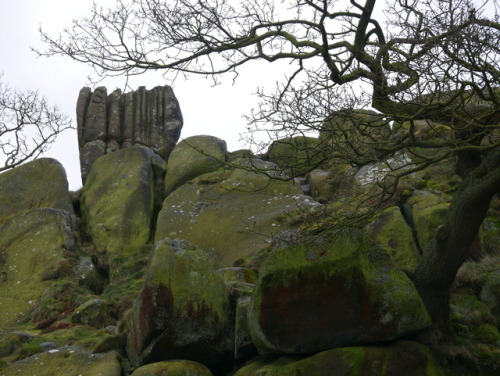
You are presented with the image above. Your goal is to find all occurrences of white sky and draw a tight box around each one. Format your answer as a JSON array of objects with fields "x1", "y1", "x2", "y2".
[{"x1": 0, "y1": 0, "x2": 276, "y2": 190}]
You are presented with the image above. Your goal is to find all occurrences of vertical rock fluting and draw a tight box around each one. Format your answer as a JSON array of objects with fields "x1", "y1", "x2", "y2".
[{"x1": 76, "y1": 85, "x2": 183, "y2": 183}]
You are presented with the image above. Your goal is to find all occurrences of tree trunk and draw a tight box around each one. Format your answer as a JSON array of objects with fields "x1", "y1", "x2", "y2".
[{"x1": 412, "y1": 148, "x2": 500, "y2": 337}]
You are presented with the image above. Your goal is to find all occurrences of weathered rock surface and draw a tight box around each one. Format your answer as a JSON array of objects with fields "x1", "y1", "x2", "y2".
[
  {"x1": 307, "y1": 169, "x2": 334, "y2": 201},
  {"x1": 0, "y1": 208, "x2": 77, "y2": 330},
  {"x1": 126, "y1": 239, "x2": 232, "y2": 370},
  {"x1": 265, "y1": 136, "x2": 321, "y2": 176},
  {"x1": 165, "y1": 135, "x2": 227, "y2": 196},
  {"x1": 234, "y1": 341, "x2": 447, "y2": 376},
  {"x1": 248, "y1": 231, "x2": 431, "y2": 355},
  {"x1": 354, "y1": 152, "x2": 413, "y2": 187},
  {"x1": 71, "y1": 298, "x2": 112, "y2": 328},
  {"x1": 156, "y1": 159, "x2": 319, "y2": 266},
  {"x1": 406, "y1": 191, "x2": 449, "y2": 251},
  {"x1": 130, "y1": 360, "x2": 213, "y2": 376},
  {"x1": 1, "y1": 91, "x2": 499, "y2": 375},
  {"x1": 365, "y1": 206, "x2": 420, "y2": 270},
  {"x1": 0, "y1": 346, "x2": 121, "y2": 376},
  {"x1": 81, "y1": 146, "x2": 157, "y2": 259},
  {"x1": 77, "y1": 85, "x2": 183, "y2": 182},
  {"x1": 0, "y1": 158, "x2": 73, "y2": 225}
]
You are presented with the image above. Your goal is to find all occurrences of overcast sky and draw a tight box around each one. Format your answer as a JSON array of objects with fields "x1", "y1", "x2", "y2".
[{"x1": 0, "y1": 0, "x2": 274, "y2": 190}]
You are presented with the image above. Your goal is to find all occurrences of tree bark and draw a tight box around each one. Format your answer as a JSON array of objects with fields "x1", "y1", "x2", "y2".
[{"x1": 412, "y1": 148, "x2": 500, "y2": 337}]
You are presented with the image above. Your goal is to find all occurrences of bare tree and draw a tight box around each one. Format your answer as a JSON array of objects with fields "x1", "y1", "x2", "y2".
[
  {"x1": 38, "y1": 0, "x2": 500, "y2": 336},
  {"x1": 0, "y1": 77, "x2": 72, "y2": 172}
]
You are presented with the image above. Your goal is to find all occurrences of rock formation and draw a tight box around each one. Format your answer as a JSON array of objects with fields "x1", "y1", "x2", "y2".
[
  {"x1": 76, "y1": 85, "x2": 183, "y2": 183},
  {"x1": 0, "y1": 93, "x2": 499, "y2": 375}
]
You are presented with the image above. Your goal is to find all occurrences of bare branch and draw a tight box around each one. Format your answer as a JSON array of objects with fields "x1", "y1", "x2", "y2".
[{"x1": 0, "y1": 76, "x2": 72, "y2": 172}]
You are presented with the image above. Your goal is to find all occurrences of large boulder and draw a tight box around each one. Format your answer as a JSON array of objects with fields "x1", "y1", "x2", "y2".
[
  {"x1": 164, "y1": 135, "x2": 227, "y2": 196},
  {"x1": 0, "y1": 158, "x2": 73, "y2": 226},
  {"x1": 248, "y1": 231, "x2": 431, "y2": 355},
  {"x1": 81, "y1": 147, "x2": 158, "y2": 259},
  {"x1": 234, "y1": 341, "x2": 446, "y2": 376},
  {"x1": 0, "y1": 346, "x2": 121, "y2": 376},
  {"x1": 126, "y1": 239, "x2": 232, "y2": 371},
  {"x1": 365, "y1": 206, "x2": 420, "y2": 271},
  {"x1": 156, "y1": 159, "x2": 320, "y2": 266},
  {"x1": 265, "y1": 136, "x2": 321, "y2": 176},
  {"x1": 320, "y1": 109, "x2": 390, "y2": 160},
  {"x1": 406, "y1": 191, "x2": 449, "y2": 251},
  {"x1": 0, "y1": 208, "x2": 77, "y2": 330}
]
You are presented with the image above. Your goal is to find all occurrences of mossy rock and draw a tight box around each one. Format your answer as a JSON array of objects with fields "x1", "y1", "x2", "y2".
[
  {"x1": 126, "y1": 239, "x2": 232, "y2": 370},
  {"x1": 0, "y1": 158, "x2": 73, "y2": 226},
  {"x1": 0, "y1": 208, "x2": 78, "y2": 330},
  {"x1": 31, "y1": 280, "x2": 89, "y2": 327},
  {"x1": 475, "y1": 323, "x2": 500, "y2": 345},
  {"x1": 164, "y1": 135, "x2": 227, "y2": 196},
  {"x1": 0, "y1": 346, "x2": 121, "y2": 376},
  {"x1": 482, "y1": 216, "x2": 500, "y2": 256},
  {"x1": 307, "y1": 169, "x2": 337, "y2": 202},
  {"x1": 320, "y1": 109, "x2": 391, "y2": 163},
  {"x1": 407, "y1": 191, "x2": 449, "y2": 251},
  {"x1": 34, "y1": 326, "x2": 117, "y2": 352},
  {"x1": 130, "y1": 360, "x2": 213, "y2": 376},
  {"x1": 480, "y1": 269, "x2": 500, "y2": 325},
  {"x1": 71, "y1": 299, "x2": 113, "y2": 328},
  {"x1": 234, "y1": 340, "x2": 447, "y2": 376},
  {"x1": 216, "y1": 267, "x2": 258, "y2": 284},
  {"x1": 365, "y1": 206, "x2": 420, "y2": 271},
  {"x1": 81, "y1": 147, "x2": 156, "y2": 259},
  {"x1": 248, "y1": 230, "x2": 431, "y2": 355},
  {"x1": 155, "y1": 162, "x2": 319, "y2": 266},
  {"x1": 265, "y1": 136, "x2": 321, "y2": 176},
  {"x1": 398, "y1": 120, "x2": 453, "y2": 141},
  {"x1": 451, "y1": 294, "x2": 497, "y2": 342}
]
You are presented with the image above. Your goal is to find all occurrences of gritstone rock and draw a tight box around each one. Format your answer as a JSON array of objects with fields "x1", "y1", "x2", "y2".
[{"x1": 77, "y1": 85, "x2": 183, "y2": 183}]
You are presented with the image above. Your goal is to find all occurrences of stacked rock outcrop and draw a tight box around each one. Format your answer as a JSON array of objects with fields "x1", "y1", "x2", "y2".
[
  {"x1": 76, "y1": 85, "x2": 183, "y2": 182},
  {"x1": 1, "y1": 88, "x2": 499, "y2": 375}
]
